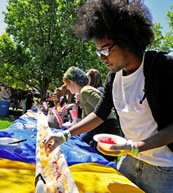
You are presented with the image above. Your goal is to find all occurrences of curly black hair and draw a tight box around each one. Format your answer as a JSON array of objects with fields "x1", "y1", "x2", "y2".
[{"x1": 74, "y1": 0, "x2": 154, "y2": 58}]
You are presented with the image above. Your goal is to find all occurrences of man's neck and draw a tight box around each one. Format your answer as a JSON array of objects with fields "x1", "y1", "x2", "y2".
[{"x1": 123, "y1": 52, "x2": 143, "y2": 76}]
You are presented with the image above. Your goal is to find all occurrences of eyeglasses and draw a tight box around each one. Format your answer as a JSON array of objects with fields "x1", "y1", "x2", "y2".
[{"x1": 96, "y1": 43, "x2": 116, "y2": 57}]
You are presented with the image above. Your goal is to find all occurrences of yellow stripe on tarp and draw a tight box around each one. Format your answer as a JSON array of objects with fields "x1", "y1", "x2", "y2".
[
  {"x1": 69, "y1": 162, "x2": 144, "y2": 193},
  {"x1": 0, "y1": 158, "x2": 35, "y2": 170},
  {"x1": 0, "y1": 159, "x2": 35, "y2": 193}
]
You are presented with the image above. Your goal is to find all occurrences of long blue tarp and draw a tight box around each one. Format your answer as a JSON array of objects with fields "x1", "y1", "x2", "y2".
[
  {"x1": 0, "y1": 109, "x2": 116, "y2": 168},
  {"x1": 0, "y1": 111, "x2": 37, "y2": 163}
]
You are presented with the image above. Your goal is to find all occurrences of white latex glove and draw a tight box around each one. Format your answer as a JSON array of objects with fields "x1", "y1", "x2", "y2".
[
  {"x1": 97, "y1": 140, "x2": 133, "y2": 157},
  {"x1": 44, "y1": 132, "x2": 66, "y2": 156}
]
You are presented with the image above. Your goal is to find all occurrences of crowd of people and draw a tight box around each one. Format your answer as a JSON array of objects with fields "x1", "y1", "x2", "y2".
[
  {"x1": 0, "y1": 86, "x2": 36, "y2": 114},
  {"x1": 43, "y1": 68, "x2": 106, "y2": 125}
]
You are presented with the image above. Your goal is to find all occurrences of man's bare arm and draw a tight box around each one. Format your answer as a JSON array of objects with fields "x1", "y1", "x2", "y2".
[
  {"x1": 139, "y1": 124, "x2": 173, "y2": 152},
  {"x1": 69, "y1": 112, "x2": 103, "y2": 136}
]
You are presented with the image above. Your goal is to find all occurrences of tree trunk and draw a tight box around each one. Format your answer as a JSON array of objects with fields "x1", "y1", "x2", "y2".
[{"x1": 39, "y1": 78, "x2": 49, "y2": 101}]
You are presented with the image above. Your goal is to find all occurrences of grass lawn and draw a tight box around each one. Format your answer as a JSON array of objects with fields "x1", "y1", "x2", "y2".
[{"x1": 0, "y1": 109, "x2": 22, "y2": 130}]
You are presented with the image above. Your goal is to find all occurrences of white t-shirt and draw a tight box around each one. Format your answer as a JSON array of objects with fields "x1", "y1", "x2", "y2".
[{"x1": 112, "y1": 59, "x2": 173, "y2": 166}]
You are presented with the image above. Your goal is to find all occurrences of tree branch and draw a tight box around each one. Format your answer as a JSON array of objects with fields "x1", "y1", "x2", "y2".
[{"x1": 56, "y1": 48, "x2": 73, "y2": 63}]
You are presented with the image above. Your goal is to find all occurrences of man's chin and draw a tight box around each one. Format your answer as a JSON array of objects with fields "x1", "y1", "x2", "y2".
[{"x1": 107, "y1": 66, "x2": 116, "y2": 73}]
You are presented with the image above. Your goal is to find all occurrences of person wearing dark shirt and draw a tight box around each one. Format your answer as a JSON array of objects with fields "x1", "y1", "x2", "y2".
[
  {"x1": 44, "y1": 1, "x2": 173, "y2": 192},
  {"x1": 13, "y1": 90, "x2": 22, "y2": 110},
  {"x1": 25, "y1": 89, "x2": 35, "y2": 112}
]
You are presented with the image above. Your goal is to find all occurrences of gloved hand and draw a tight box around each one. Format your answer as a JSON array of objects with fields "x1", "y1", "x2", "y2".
[
  {"x1": 97, "y1": 139, "x2": 133, "y2": 157},
  {"x1": 44, "y1": 132, "x2": 66, "y2": 156}
]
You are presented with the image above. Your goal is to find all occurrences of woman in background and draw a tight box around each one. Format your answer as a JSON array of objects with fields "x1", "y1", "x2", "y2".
[
  {"x1": 63, "y1": 66, "x2": 120, "y2": 161},
  {"x1": 86, "y1": 69, "x2": 104, "y2": 92}
]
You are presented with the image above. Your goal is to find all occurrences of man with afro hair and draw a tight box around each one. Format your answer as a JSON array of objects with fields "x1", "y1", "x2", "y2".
[{"x1": 45, "y1": 1, "x2": 173, "y2": 192}]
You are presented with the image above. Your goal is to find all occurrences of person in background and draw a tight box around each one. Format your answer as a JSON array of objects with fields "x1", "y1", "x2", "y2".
[
  {"x1": 86, "y1": 69, "x2": 104, "y2": 92},
  {"x1": 21, "y1": 98, "x2": 27, "y2": 114},
  {"x1": 3, "y1": 86, "x2": 11, "y2": 100},
  {"x1": 25, "y1": 89, "x2": 35, "y2": 113},
  {"x1": 0, "y1": 86, "x2": 3, "y2": 99},
  {"x1": 13, "y1": 89, "x2": 22, "y2": 110},
  {"x1": 63, "y1": 66, "x2": 120, "y2": 161},
  {"x1": 47, "y1": 92, "x2": 55, "y2": 108},
  {"x1": 52, "y1": 84, "x2": 76, "y2": 123},
  {"x1": 42, "y1": 91, "x2": 55, "y2": 112},
  {"x1": 53, "y1": 84, "x2": 75, "y2": 108},
  {"x1": 20, "y1": 90, "x2": 27, "y2": 115},
  {"x1": 86, "y1": 68, "x2": 117, "y2": 120},
  {"x1": 75, "y1": 68, "x2": 104, "y2": 118},
  {"x1": 74, "y1": 68, "x2": 104, "y2": 119},
  {"x1": 44, "y1": 0, "x2": 173, "y2": 192}
]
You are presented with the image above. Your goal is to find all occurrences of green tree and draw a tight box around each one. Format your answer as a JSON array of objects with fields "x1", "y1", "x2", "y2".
[
  {"x1": 148, "y1": 23, "x2": 165, "y2": 51},
  {"x1": 148, "y1": 6, "x2": 173, "y2": 53},
  {"x1": 163, "y1": 6, "x2": 173, "y2": 53},
  {"x1": 0, "y1": 0, "x2": 103, "y2": 100},
  {"x1": 0, "y1": 32, "x2": 31, "y2": 89}
]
